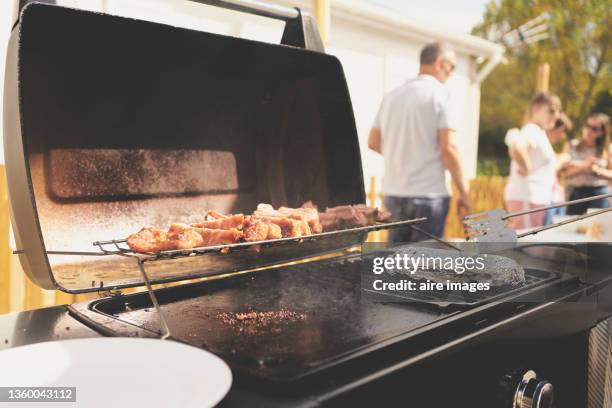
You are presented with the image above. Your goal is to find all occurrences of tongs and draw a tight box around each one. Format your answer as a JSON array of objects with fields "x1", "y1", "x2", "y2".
[{"x1": 463, "y1": 193, "x2": 612, "y2": 250}]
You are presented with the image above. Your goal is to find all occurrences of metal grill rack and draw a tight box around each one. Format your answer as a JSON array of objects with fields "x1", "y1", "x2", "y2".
[{"x1": 90, "y1": 218, "x2": 428, "y2": 261}]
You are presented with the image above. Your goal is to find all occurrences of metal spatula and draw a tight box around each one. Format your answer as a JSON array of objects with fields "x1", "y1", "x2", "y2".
[{"x1": 463, "y1": 193, "x2": 612, "y2": 250}]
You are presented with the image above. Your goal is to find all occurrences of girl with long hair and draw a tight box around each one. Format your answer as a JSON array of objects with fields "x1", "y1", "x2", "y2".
[{"x1": 560, "y1": 113, "x2": 612, "y2": 214}]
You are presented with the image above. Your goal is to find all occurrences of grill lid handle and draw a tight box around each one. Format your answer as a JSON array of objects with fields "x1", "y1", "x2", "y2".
[
  {"x1": 190, "y1": 0, "x2": 300, "y2": 21},
  {"x1": 189, "y1": 0, "x2": 325, "y2": 52},
  {"x1": 16, "y1": 0, "x2": 325, "y2": 52}
]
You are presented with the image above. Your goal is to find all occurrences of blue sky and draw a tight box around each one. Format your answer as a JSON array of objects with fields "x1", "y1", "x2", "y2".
[{"x1": 364, "y1": 0, "x2": 490, "y2": 34}]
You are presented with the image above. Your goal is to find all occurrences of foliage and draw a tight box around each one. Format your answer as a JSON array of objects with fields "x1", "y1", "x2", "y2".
[
  {"x1": 473, "y1": 0, "x2": 611, "y2": 157},
  {"x1": 477, "y1": 156, "x2": 510, "y2": 176},
  {"x1": 591, "y1": 88, "x2": 612, "y2": 118}
]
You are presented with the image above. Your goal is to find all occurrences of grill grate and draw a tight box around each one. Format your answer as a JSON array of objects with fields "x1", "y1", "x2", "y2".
[{"x1": 88, "y1": 218, "x2": 427, "y2": 261}]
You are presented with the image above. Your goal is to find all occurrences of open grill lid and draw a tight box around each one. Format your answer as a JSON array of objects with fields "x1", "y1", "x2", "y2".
[{"x1": 3, "y1": 1, "x2": 366, "y2": 292}]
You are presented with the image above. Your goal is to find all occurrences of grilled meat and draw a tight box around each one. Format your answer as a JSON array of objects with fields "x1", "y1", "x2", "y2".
[
  {"x1": 205, "y1": 210, "x2": 229, "y2": 220},
  {"x1": 243, "y1": 217, "x2": 283, "y2": 241},
  {"x1": 254, "y1": 204, "x2": 313, "y2": 237},
  {"x1": 253, "y1": 203, "x2": 278, "y2": 217},
  {"x1": 126, "y1": 202, "x2": 389, "y2": 253},
  {"x1": 368, "y1": 205, "x2": 392, "y2": 222},
  {"x1": 167, "y1": 223, "x2": 206, "y2": 250},
  {"x1": 351, "y1": 204, "x2": 377, "y2": 224},
  {"x1": 279, "y1": 206, "x2": 322, "y2": 234},
  {"x1": 320, "y1": 204, "x2": 391, "y2": 231},
  {"x1": 128, "y1": 223, "x2": 243, "y2": 253},
  {"x1": 318, "y1": 212, "x2": 340, "y2": 232},
  {"x1": 191, "y1": 214, "x2": 244, "y2": 230},
  {"x1": 324, "y1": 205, "x2": 367, "y2": 229},
  {"x1": 267, "y1": 222, "x2": 283, "y2": 239},
  {"x1": 126, "y1": 227, "x2": 170, "y2": 253},
  {"x1": 243, "y1": 218, "x2": 269, "y2": 242},
  {"x1": 190, "y1": 225, "x2": 244, "y2": 247},
  {"x1": 253, "y1": 215, "x2": 310, "y2": 238}
]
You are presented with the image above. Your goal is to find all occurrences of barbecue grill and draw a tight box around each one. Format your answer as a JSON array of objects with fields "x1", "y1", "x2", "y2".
[{"x1": 3, "y1": 1, "x2": 612, "y2": 407}]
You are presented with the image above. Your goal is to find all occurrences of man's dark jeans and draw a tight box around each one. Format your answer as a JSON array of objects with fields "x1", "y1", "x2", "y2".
[{"x1": 383, "y1": 196, "x2": 451, "y2": 243}]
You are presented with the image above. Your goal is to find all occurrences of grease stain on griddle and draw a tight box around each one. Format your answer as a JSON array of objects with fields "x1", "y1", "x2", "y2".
[{"x1": 215, "y1": 309, "x2": 307, "y2": 334}]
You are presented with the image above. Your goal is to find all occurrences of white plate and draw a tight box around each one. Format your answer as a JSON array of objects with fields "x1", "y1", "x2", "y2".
[{"x1": 0, "y1": 338, "x2": 232, "y2": 408}]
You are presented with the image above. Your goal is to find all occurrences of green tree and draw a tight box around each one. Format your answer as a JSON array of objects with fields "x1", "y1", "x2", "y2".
[{"x1": 473, "y1": 0, "x2": 611, "y2": 159}]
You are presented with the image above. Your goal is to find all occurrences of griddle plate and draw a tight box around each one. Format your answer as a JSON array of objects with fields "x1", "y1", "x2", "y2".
[{"x1": 88, "y1": 254, "x2": 569, "y2": 383}]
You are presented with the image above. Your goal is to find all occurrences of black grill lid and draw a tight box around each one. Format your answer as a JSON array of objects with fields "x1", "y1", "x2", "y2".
[{"x1": 3, "y1": 2, "x2": 365, "y2": 292}]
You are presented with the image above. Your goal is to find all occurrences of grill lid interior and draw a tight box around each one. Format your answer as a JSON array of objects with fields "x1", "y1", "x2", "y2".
[{"x1": 4, "y1": 3, "x2": 364, "y2": 292}]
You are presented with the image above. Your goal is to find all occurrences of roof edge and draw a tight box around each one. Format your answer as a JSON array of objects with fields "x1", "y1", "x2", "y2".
[{"x1": 274, "y1": 0, "x2": 504, "y2": 57}]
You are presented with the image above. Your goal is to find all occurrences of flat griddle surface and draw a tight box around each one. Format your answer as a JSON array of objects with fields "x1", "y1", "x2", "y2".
[
  {"x1": 93, "y1": 256, "x2": 445, "y2": 381},
  {"x1": 88, "y1": 251, "x2": 575, "y2": 384}
]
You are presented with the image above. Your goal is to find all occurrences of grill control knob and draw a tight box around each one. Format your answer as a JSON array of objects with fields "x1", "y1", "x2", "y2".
[{"x1": 513, "y1": 370, "x2": 554, "y2": 408}]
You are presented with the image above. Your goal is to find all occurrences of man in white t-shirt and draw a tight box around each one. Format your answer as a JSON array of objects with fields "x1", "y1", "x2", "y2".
[{"x1": 368, "y1": 42, "x2": 471, "y2": 242}]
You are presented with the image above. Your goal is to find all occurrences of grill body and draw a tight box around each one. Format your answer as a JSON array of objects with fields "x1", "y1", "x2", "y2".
[{"x1": 3, "y1": 3, "x2": 612, "y2": 407}]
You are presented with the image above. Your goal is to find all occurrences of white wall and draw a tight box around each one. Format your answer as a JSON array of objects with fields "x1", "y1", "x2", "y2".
[{"x1": 0, "y1": 0, "x2": 484, "y2": 186}]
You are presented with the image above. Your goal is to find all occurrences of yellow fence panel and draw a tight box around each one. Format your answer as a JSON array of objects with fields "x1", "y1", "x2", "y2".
[{"x1": 445, "y1": 176, "x2": 508, "y2": 239}]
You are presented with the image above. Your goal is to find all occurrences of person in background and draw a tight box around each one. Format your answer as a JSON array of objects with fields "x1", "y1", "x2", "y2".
[
  {"x1": 367, "y1": 42, "x2": 471, "y2": 242},
  {"x1": 504, "y1": 92, "x2": 560, "y2": 229},
  {"x1": 543, "y1": 113, "x2": 573, "y2": 225},
  {"x1": 560, "y1": 113, "x2": 611, "y2": 215}
]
